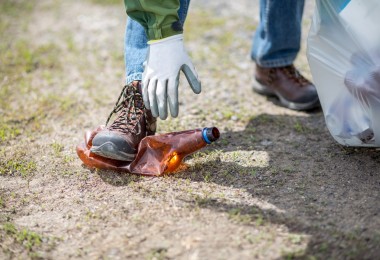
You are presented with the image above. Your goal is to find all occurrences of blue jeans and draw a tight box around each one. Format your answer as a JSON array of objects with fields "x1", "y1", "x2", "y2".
[
  {"x1": 251, "y1": 0, "x2": 305, "y2": 68},
  {"x1": 125, "y1": 0, "x2": 305, "y2": 83}
]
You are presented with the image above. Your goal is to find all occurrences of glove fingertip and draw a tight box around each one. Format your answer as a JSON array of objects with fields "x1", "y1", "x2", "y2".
[
  {"x1": 181, "y1": 64, "x2": 202, "y2": 94},
  {"x1": 191, "y1": 80, "x2": 202, "y2": 94},
  {"x1": 171, "y1": 108, "x2": 179, "y2": 118},
  {"x1": 159, "y1": 114, "x2": 168, "y2": 120},
  {"x1": 151, "y1": 109, "x2": 158, "y2": 118}
]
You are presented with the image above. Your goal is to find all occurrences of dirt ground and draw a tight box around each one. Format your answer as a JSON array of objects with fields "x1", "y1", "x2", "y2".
[{"x1": 1, "y1": 0, "x2": 379, "y2": 259}]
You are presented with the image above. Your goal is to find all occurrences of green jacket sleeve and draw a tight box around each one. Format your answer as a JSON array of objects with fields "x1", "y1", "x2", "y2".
[{"x1": 124, "y1": 0, "x2": 183, "y2": 41}]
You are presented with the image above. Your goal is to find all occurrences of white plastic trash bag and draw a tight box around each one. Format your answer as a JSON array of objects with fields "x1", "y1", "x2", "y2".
[{"x1": 307, "y1": 0, "x2": 380, "y2": 146}]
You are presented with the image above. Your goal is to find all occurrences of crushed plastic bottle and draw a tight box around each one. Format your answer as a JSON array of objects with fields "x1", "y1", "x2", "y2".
[{"x1": 76, "y1": 126, "x2": 220, "y2": 176}]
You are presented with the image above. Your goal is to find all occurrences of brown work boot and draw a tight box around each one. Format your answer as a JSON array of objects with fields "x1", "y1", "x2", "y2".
[
  {"x1": 90, "y1": 81, "x2": 157, "y2": 161},
  {"x1": 253, "y1": 64, "x2": 320, "y2": 110}
]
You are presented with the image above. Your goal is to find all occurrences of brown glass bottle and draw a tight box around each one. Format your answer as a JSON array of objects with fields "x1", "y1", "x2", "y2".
[{"x1": 77, "y1": 127, "x2": 220, "y2": 176}]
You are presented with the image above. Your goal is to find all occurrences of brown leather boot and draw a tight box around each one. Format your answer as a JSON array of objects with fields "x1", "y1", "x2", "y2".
[
  {"x1": 253, "y1": 64, "x2": 320, "y2": 110},
  {"x1": 90, "y1": 81, "x2": 157, "y2": 161}
]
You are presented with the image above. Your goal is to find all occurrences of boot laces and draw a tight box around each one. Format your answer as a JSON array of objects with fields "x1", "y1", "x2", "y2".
[
  {"x1": 282, "y1": 65, "x2": 310, "y2": 86},
  {"x1": 105, "y1": 84, "x2": 144, "y2": 135}
]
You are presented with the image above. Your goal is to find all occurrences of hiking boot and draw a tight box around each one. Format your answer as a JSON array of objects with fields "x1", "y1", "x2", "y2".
[
  {"x1": 90, "y1": 81, "x2": 157, "y2": 161},
  {"x1": 253, "y1": 64, "x2": 320, "y2": 110}
]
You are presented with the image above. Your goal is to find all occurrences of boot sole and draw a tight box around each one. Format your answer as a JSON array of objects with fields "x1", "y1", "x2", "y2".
[
  {"x1": 90, "y1": 142, "x2": 136, "y2": 162},
  {"x1": 252, "y1": 78, "x2": 320, "y2": 111}
]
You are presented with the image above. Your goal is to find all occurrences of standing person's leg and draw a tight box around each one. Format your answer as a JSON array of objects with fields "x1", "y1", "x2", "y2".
[
  {"x1": 252, "y1": 0, "x2": 304, "y2": 67},
  {"x1": 91, "y1": 0, "x2": 191, "y2": 161},
  {"x1": 124, "y1": 19, "x2": 147, "y2": 85},
  {"x1": 251, "y1": 0, "x2": 319, "y2": 110}
]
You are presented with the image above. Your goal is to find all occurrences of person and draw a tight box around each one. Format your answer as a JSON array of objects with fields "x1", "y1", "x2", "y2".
[{"x1": 90, "y1": 0, "x2": 319, "y2": 161}]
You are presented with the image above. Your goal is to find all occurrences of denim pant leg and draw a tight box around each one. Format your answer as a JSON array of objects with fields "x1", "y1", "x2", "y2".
[
  {"x1": 251, "y1": 0, "x2": 305, "y2": 68},
  {"x1": 125, "y1": 0, "x2": 190, "y2": 84}
]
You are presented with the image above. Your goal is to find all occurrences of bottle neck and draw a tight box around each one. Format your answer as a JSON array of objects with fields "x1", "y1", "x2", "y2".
[{"x1": 202, "y1": 127, "x2": 220, "y2": 144}]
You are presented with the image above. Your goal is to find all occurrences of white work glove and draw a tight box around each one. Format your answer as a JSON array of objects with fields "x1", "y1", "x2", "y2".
[{"x1": 142, "y1": 34, "x2": 201, "y2": 120}]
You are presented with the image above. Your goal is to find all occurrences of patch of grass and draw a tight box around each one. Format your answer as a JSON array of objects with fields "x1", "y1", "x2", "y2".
[
  {"x1": 0, "y1": 116, "x2": 45, "y2": 144},
  {"x1": 0, "y1": 1, "x2": 35, "y2": 17},
  {"x1": 42, "y1": 70, "x2": 54, "y2": 85},
  {"x1": 82, "y1": 79, "x2": 92, "y2": 90},
  {"x1": 15, "y1": 41, "x2": 34, "y2": 73},
  {"x1": 282, "y1": 248, "x2": 306, "y2": 260},
  {"x1": 146, "y1": 247, "x2": 168, "y2": 260},
  {"x1": 373, "y1": 232, "x2": 380, "y2": 244},
  {"x1": 1, "y1": 222, "x2": 43, "y2": 254},
  {"x1": 283, "y1": 166, "x2": 295, "y2": 174},
  {"x1": 0, "y1": 195, "x2": 5, "y2": 208},
  {"x1": 16, "y1": 229, "x2": 42, "y2": 251},
  {"x1": 0, "y1": 157, "x2": 37, "y2": 178},
  {"x1": 63, "y1": 155, "x2": 75, "y2": 163},
  {"x1": 228, "y1": 208, "x2": 252, "y2": 224},
  {"x1": 249, "y1": 134, "x2": 257, "y2": 142},
  {"x1": 0, "y1": 121, "x2": 22, "y2": 143},
  {"x1": 294, "y1": 120, "x2": 311, "y2": 133},
  {"x1": 318, "y1": 242, "x2": 328, "y2": 252},
  {"x1": 3, "y1": 222, "x2": 17, "y2": 234},
  {"x1": 203, "y1": 172, "x2": 212, "y2": 182},
  {"x1": 64, "y1": 34, "x2": 76, "y2": 52},
  {"x1": 255, "y1": 214, "x2": 264, "y2": 226},
  {"x1": 227, "y1": 206, "x2": 265, "y2": 227},
  {"x1": 289, "y1": 234, "x2": 303, "y2": 245},
  {"x1": 35, "y1": 43, "x2": 61, "y2": 69},
  {"x1": 85, "y1": 209, "x2": 101, "y2": 222},
  {"x1": 194, "y1": 195, "x2": 210, "y2": 207},
  {"x1": 0, "y1": 40, "x2": 62, "y2": 125},
  {"x1": 0, "y1": 0, "x2": 35, "y2": 38},
  {"x1": 38, "y1": 93, "x2": 81, "y2": 118},
  {"x1": 51, "y1": 142, "x2": 64, "y2": 155},
  {"x1": 258, "y1": 114, "x2": 271, "y2": 123},
  {"x1": 1, "y1": 41, "x2": 60, "y2": 75},
  {"x1": 0, "y1": 18, "x2": 10, "y2": 35},
  {"x1": 270, "y1": 167, "x2": 279, "y2": 175},
  {"x1": 0, "y1": 40, "x2": 33, "y2": 74},
  {"x1": 217, "y1": 138, "x2": 230, "y2": 146}
]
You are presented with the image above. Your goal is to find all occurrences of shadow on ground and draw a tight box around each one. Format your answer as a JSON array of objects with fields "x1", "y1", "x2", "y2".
[{"x1": 179, "y1": 113, "x2": 380, "y2": 259}]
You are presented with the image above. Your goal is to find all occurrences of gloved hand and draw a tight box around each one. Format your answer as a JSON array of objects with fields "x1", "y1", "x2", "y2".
[{"x1": 142, "y1": 34, "x2": 201, "y2": 120}]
